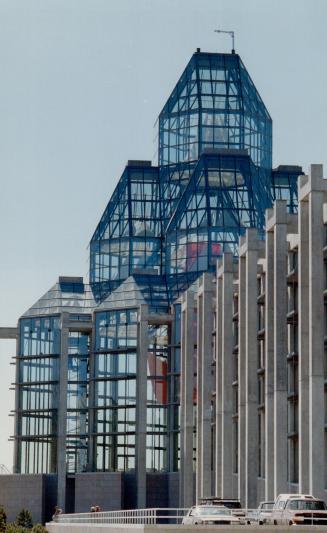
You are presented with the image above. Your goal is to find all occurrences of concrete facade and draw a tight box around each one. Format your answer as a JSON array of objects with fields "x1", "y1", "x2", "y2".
[
  {"x1": 0, "y1": 474, "x2": 56, "y2": 524},
  {"x1": 178, "y1": 165, "x2": 327, "y2": 507},
  {"x1": 75, "y1": 473, "x2": 124, "y2": 512}
]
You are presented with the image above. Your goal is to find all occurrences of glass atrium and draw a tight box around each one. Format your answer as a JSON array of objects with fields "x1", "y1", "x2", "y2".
[{"x1": 14, "y1": 50, "x2": 303, "y2": 486}]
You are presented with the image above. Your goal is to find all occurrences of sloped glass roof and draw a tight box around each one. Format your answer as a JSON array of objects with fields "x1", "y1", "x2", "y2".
[
  {"x1": 95, "y1": 275, "x2": 168, "y2": 314},
  {"x1": 22, "y1": 277, "x2": 95, "y2": 317},
  {"x1": 95, "y1": 276, "x2": 147, "y2": 311}
]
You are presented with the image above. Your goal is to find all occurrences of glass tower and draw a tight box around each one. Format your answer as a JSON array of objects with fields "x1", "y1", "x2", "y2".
[
  {"x1": 158, "y1": 51, "x2": 272, "y2": 223},
  {"x1": 90, "y1": 50, "x2": 297, "y2": 305}
]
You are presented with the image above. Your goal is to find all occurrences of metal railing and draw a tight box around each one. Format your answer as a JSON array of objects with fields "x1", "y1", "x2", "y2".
[
  {"x1": 53, "y1": 507, "x2": 327, "y2": 526},
  {"x1": 54, "y1": 508, "x2": 189, "y2": 525}
]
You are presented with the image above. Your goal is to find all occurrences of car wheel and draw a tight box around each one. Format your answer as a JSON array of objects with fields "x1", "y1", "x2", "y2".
[
  {"x1": 274, "y1": 520, "x2": 277, "y2": 526},
  {"x1": 259, "y1": 521, "x2": 263, "y2": 525}
]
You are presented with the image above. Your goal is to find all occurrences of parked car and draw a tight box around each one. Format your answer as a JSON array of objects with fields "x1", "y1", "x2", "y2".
[
  {"x1": 199, "y1": 497, "x2": 245, "y2": 521},
  {"x1": 246, "y1": 501, "x2": 274, "y2": 525},
  {"x1": 182, "y1": 505, "x2": 241, "y2": 526},
  {"x1": 271, "y1": 494, "x2": 327, "y2": 526}
]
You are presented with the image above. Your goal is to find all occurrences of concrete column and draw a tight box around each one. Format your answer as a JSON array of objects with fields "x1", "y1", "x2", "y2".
[
  {"x1": 298, "y1": 178, "x2": 310, "y2": 495},
  {"x1": 196, "y1": 273, "x2": 214, "y2": 501},
  {"x1": 308, "y1": 170, "x2": 325, "y2": 499},
  {"x1": 136, "y1": 304, "x2": 148, "y2": 508},
  {"x1": 57, "y1": 312, "x2": 69, "y2": 510},
  {"x1": 238, "y1": 247, "x2": 246, "y2": 506},
  {"x1": 244, "y1": 230, "x2": 259, "y2": 509},
  {"x1": 215, "y1": 271, "x2": 222, "y2": 497},
  {"x1": 180, "y1": 290, "x2": 195, "y2": 507},
  {"x1": 299, "y1": 165, "x2": 326, "y2": 498},
  {"x1": 273, "y1": 201, "x2": 288, "y2": 496},
  {"x1": 220, "y1": 252, "x2": 234, "y2": 498},
  {"x1": 264, "y1": 209, "x2": 275, "y2": 501},
  {"x1": 196, "y1": 285, "x2": 203, "y2": 503}
]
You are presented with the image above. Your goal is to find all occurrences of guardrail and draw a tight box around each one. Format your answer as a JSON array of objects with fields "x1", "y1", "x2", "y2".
[
  {"x1": 54, "y1": 508, "x2": 189, "y2": 525},
  {"x1": 53, "y1": 508, "x2": 327, "y2": 527}
]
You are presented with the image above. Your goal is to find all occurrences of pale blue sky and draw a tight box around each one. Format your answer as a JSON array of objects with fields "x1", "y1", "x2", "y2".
[{"x1": 0, "y1": 0, "x2": 326, "y2": 469}]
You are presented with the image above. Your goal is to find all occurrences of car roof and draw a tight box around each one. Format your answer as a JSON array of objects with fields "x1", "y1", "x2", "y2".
[
  {"x1": 200, "y1": 498, "x2": 240, "y2": 502},
  {"x1": 276, "y1": 494, "x2": 315, "y2": 500},
  {"x1": 195, "y1": 504, "x2": 229, "y2": 508}
]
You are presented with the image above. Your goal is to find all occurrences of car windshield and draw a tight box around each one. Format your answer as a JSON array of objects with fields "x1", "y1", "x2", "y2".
[
  {"x1": 287, "y1": 500, "x2": 327, "y2": 511},
  {"x1": 197, "y1": 507, "x2": 231, "y2": 516},
  {"x1": 261, "y1": 503, "x2": 273, "y2": 510},
  {"x1": 222, "y1": 502, "x2": 241, "y2": 509}
]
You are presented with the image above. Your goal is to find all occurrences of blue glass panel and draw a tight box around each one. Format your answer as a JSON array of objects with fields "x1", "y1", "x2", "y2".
[
  {"x1": 20, "y1": 316, "x2": 61, "y2": 356},
  {"x1": 271, "y1": 166, "x2": 303, "y2": 214},
  {"x1": 90, "y1": 164, "x2": 163, "y2": 304},
  {"x1": 165, "y1": 152, "x2": 271, "y2": 300},
  {"x1": 93, "y1": 309, "x2": 138, "y2": 472}
]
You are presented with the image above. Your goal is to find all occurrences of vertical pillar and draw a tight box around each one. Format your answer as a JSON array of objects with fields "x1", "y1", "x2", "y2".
[
  {"x1": 298, "y1": 178, "x2": 310, "y2": 494},
  {"x1": 87, "y1": 321, "x2": 96, "y2": 471},
  {"x1": 244, "y1": 230, "x2": 259, "y2": 509},
  {"x1": 136, "y1": 304, "x2": 148, "y2": 508},
  {"x1": 215, "y1": 270, "x2": 222, "y2": 497},
  {"x1": 264, "y1": 209, "x2": 275, "y2": 501},
  {"x1": 221, "y1": 252, "x2": 234, "y2": 497},
  {"x1": 57, "y1": 312, "x2": 69, "y2": 510},
  {"x1": 196, "y1": 286, "x2": 203, "y2": 503},
  {"x1": 180, "y1": 290, "x2": 195, "y2": 508},
  {"x1": 238, "y1": 229, "x2": 261, "y2": 508},
  {"x1": 196, "y1": 273, "x2": 214, "y2": 501},
  {"x1": 273, "y1": 201, "x2": 288, "y2": 496},
  {"x1": 13, "y1": 322, "x2": 21, "y2": 474},
  {"x1": 308, "y1": 165, "x2": 325, "y2": 499},
  {"x1": 298, "y1": 165, "x2": 326, "y2": 498},
  {"x1": 238, "y1": 248, "x2": 246, "y2": 505}
]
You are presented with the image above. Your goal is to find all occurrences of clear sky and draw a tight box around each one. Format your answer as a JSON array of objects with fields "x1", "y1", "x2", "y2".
[{"x1": 0, "y1": 0, "x2": 326, "y2": 470}]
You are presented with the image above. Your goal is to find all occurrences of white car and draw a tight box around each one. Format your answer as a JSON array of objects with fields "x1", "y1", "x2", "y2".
[
  {"x1": 182, "y1": 505, "x2": 240, "y2": 526},
  {"x1": 246, "y1": 501, "x2": 274, "y2": 525},
  {"x1": 271, "y1": 494, "x2": 327, "y2": 526}
]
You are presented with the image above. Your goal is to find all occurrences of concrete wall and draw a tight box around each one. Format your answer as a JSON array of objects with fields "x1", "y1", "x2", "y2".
[
  {"x1": 44, "y1": 475, "x2": 58, "y2": 522},
  {"x1": 75, "y1": 473, "x2": 124, "y2": 513},
  {"x1": 146, "y1": 474, "x2": 168, "y2": 508},
  {"x1": 0, "y1": 471, "x2": 179, "y2": 523},
  {"x1": 0, "y1": 474, "x2": 56, "y2": 524},
  {"x1": 46, "y1": 525, "x2": 327, "y2": 533},
  {"x1": 167, "y1": 473, "x2": 179, "y2": 508},
  {"x1": 123, "y1": 474, "x2": 137, "y2": 510}
]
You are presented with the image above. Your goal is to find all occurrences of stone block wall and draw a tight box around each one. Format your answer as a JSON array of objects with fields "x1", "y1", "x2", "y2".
[{"x1": 75, "y1": 472, "x2": 123, "y2": 513}]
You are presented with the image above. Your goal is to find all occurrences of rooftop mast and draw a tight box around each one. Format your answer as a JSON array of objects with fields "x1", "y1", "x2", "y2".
[{"x1": 214, "y1": 29, "x2": 235, "y2": 54}]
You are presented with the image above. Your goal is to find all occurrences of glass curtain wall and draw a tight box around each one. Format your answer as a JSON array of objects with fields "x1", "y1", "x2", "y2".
[
  {"x1": 146, "y1": 324, "x2": 169, "y2": 472},
  {"x1": 165, "y1": 153, "x2": 269, "y2": 299},
  {"x1": 94, "y1": 309, "x2": 137, "y2": 472},
  {"x1": 90, "y1": 164, "x2": 162, "y2": 302},
  {"x1": 66, "y1": 331, "x2": 90, "y2": 474},
  {"x1": 271, "y1": 166, "x2": 303, "y2": 214},
  {"x1": 18, "y1": 316, "x2": 60, "y2": 474}
]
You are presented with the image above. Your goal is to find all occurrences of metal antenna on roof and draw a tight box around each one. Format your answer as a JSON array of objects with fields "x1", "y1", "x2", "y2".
[{"x1": 214, "y1": 29, "x2": 235, "y2": 54}]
